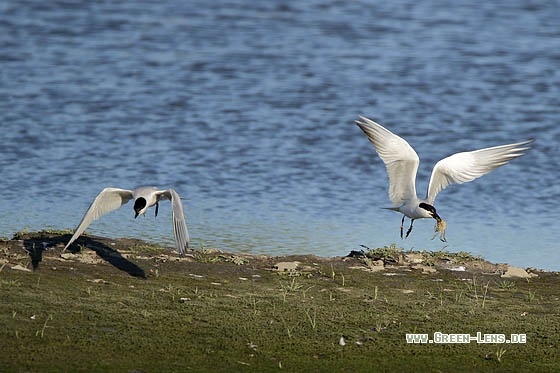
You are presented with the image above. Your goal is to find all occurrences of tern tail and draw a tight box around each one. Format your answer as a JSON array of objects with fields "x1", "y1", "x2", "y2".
[{"x1": 382, "y1": 207, "x2": 401, "y2": 212}]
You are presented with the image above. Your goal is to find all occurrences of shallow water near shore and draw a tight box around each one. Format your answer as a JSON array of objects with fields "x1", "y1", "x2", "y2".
[{"x1": 1, "y1": 1, "x2": 559, "y2": 269}]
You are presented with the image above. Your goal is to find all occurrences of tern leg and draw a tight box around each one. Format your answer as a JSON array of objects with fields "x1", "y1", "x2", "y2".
[
  {"x1": 405, "y1": 219, "x2": 415, "y2": 238},
  {"x1": 400, "y1": 216, "x2": 405, "y2": 239},
  {"x1": 155, "y1": 202, "x2": 159, "y2": 217}
]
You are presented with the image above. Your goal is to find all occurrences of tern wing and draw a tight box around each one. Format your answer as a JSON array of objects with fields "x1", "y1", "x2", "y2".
[
  {"x1": 355, "y1": 116, "x2": 420, "y2": 206},
  {"x1": 158, "y1": 189, "x2": 190, "y2": 255},
  {"x1": 426, "y1": 140, "x2": 533, "y2": 204},
  {"x1": 64, "y1": 188, "x2": 134, "y2": 251}
]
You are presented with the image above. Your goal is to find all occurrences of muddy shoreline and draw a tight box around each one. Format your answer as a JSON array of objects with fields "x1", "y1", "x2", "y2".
[{"x1": 1, "y1": 231, "x2": 559, "y2": 371}]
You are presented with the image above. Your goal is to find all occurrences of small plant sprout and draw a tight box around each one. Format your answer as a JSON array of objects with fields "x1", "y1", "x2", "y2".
[
  {"x1": 496, "y1": 347, "x2": 507, "y2": 363},
  {"x1": 301, "y1": 285, "x2": 315, "y2": 299},
  {"x1": 36, "y1": 314, "x2": 53, "y2": 338},
  {"x1": 246, "y1": 295, "x2": 259, "y2": 315},
  {"x1": 527, "y1": 289, "x2": 536, "y2": 303},
  {"x1": 454, "y1": 288, "x2": 464, "y2": 303},
  {"x1": 465, "y1": 276, "x2": 479, "y2": 300},
  {"x1": 280, "y1": 316, "x2": 294, "y2": 339},
  {"x1": 304, "y1": 307, "x2": 317, "y2": 330},
  {"x1": 497, "y1": 280, "x2": 516, "y2": 291},
  {"x1": 481, "y1": 281, "x2": 490, "y2": 308},
  {"x1": 364, "y1": 243, "x2": 403, "y2": 263},
  {"x1": 282, "y1": 277, "x2": 302, "y2": 292},
  {"x1": 280, "y1": 278, "x2": 302, "y2": 302}
]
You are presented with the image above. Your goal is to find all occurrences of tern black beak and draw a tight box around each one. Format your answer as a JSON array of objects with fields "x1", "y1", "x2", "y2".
[{"x1": 419, "y1": 202, "x2": 441, "y2": 222}]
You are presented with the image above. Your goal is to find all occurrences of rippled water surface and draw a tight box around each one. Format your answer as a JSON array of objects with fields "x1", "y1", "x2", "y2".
[{"x1": 1, "y1": 1, "x2": 559, "y2": 269}]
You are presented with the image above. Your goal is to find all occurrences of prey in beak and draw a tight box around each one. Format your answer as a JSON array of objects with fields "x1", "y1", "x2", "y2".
[
  {"x1": 432, "y1": 218, "x2": 447, "y2": 242},
  {"x1": 419, "y1": 203, "x2": 447, "y2": 242}
]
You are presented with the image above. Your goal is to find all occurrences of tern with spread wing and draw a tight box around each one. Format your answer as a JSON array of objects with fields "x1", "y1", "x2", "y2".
[
  {"x1": 355, "y1": 116, "x2": 532, "y2": 241},
  {"x1": 63, "y1": 186, "x2": 189, "y2": 255}
]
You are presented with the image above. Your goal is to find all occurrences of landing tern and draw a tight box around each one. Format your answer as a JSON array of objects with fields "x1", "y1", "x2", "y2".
[
  {"x1": 63, "y1": 186, "x2": 189, "y2": 255},
  {"x1": 355, "y1": 116, "x2": 532, "y2": 241}
]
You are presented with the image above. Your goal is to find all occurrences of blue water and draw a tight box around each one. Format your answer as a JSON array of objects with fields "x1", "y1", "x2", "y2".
[{"x1": 1, "y1": 1, "x2": 559, "y2": 270}]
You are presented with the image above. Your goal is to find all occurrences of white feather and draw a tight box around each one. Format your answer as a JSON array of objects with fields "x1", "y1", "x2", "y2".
[
  {"x1": 427, "y1": 141, "x2": 532, "y2": 204},
  {"x1": 355, "y1": 116, "x2": 532, "y2": 230},
  {"x1": 355, "y1": 116, "x2": 419, "y2": 206},
  {"x1": 64, "y1": 186, "x2": 189, "y2": 255}
]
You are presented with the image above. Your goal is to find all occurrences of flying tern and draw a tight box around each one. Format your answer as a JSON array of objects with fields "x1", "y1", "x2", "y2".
[
  {"x1": 63, "y1": 186, "x2": 189, "y2": 255},
  {"x1": 355, "y1": 116, "x2": 532, "y2": 240}
]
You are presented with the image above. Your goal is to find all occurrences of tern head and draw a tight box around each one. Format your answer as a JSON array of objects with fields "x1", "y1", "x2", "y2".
[
  {"x1": 134, "y1": 197, "x2": 147, "y2": 218},
  {"x1": 419, "y1": 202, "x2": 442, "y2": 222}
]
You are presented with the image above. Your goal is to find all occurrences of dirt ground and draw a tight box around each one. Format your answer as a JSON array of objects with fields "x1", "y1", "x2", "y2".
[{"x1": 1, "y1": 231, "x2": 559, "y2": 371}]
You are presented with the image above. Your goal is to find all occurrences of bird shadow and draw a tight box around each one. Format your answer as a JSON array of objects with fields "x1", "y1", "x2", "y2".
[{"x1": 23, "y1": 234, "x2": 146, "y2": 278}]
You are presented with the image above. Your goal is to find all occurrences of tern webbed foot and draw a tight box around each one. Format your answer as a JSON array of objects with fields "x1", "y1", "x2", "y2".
[{"x1": 400, "y1": 216, "x2": 405, "y2": 239}]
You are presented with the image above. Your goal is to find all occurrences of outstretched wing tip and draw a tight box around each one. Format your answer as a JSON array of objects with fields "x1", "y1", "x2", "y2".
[
  {"x1": 167, "y1": 189, "x2": 190, "y2": 256},
  {"x1": 355, "y1": 115, "x2": 377, "y2": 126},
  {"x1": 63, "y1": 188, "x2": 133, "y2": 251},
  {"x1": 427, "y1": 139, "x2": 532, "y2": 202}
]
